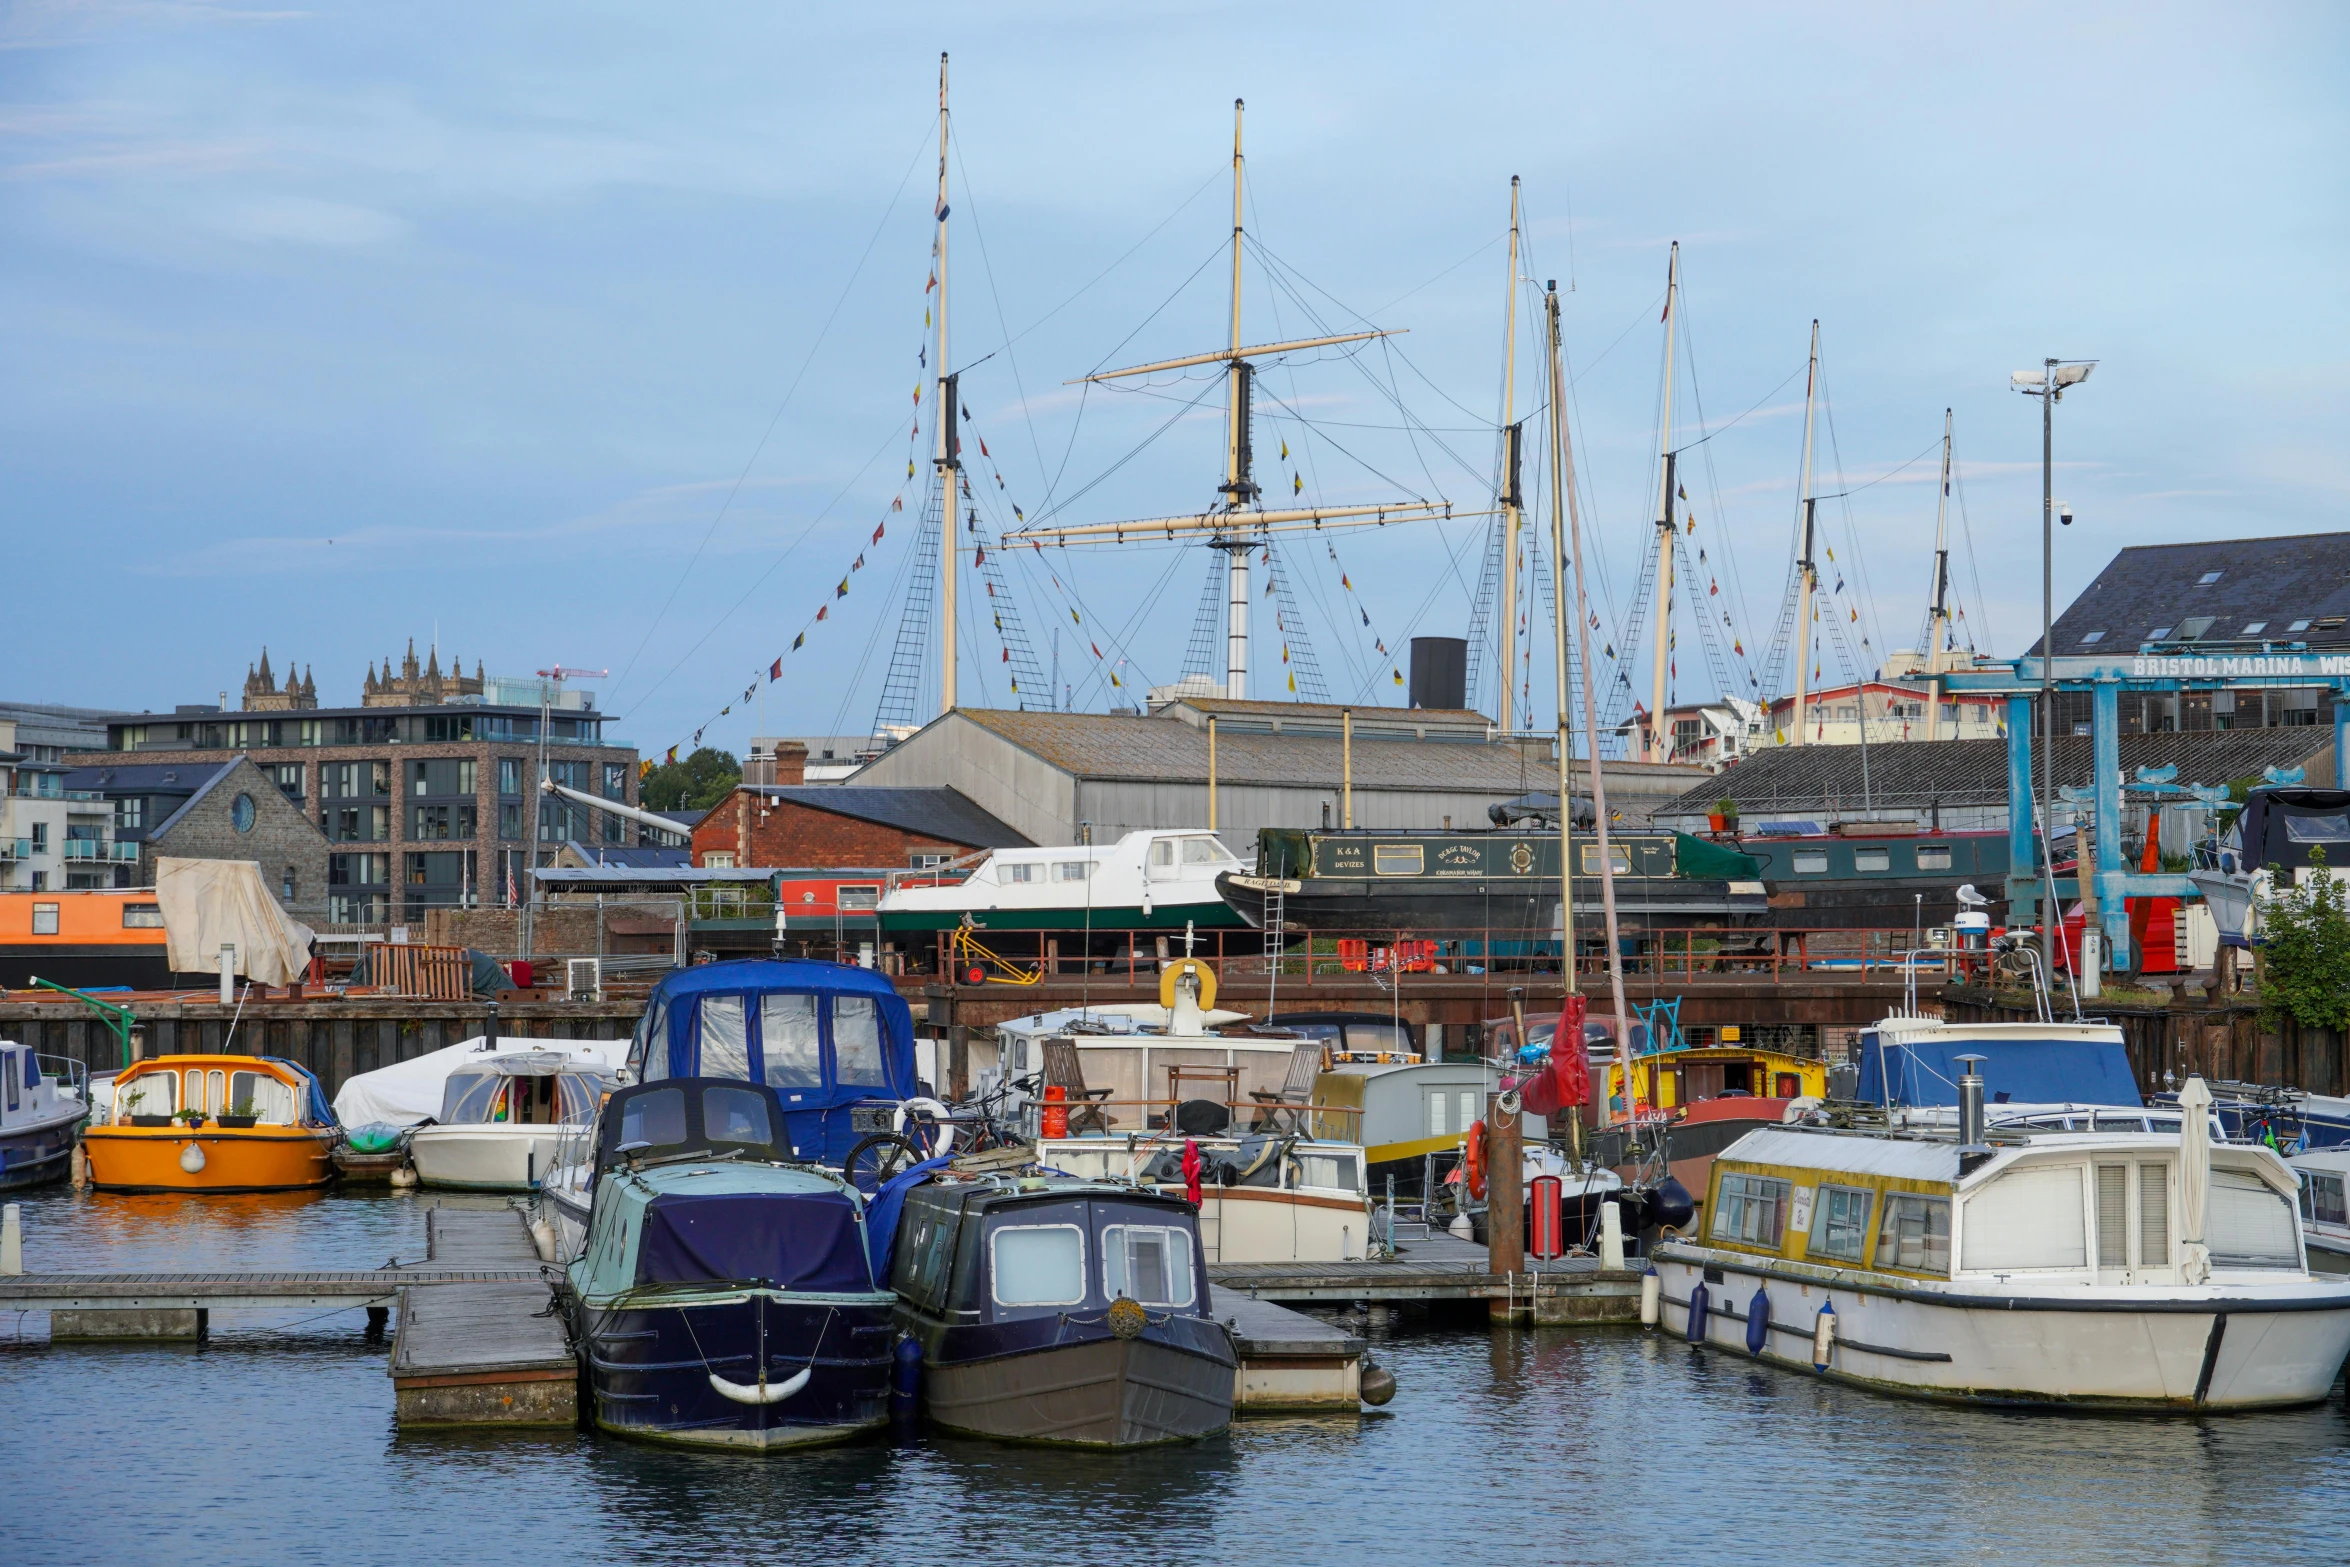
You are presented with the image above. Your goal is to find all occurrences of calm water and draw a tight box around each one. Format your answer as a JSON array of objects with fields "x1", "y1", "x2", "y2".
[{"x1": 5, "y1": 1184, "x2": 2347, "y2": 1567}]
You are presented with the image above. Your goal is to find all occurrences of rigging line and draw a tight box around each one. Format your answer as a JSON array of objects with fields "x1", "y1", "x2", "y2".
[
  {"x1": 1952, "y1": 455, "x2": 1995, "y2": 654},
  {"x1": 1817, "y1": 382, "x2": 1892, "y2": 669},
  {"x1": 1254, "y1": 383, "x2": 1434, "y2": 504},
  {"x1": 949, "y1": 133, "x2": 1051, "y2": 501},
  {"x1": 1674, "y1": 288, "x2": 1767, "y2": 693},
  {"x1": 1367, "y1": 229, "x2": 1508, "y2": 317},
  {"x1": 1668, "y1": 362, "x2": 1807, "y2": 457},
  {"x1": 826, "y1": 527, "x2": 922, "y2": 741},
  {"x1": 629, "y1": 414, "x2": 907, "y2": 717},
  {"x1": 992, "y1": 160, "x2": 1227, "y2": 355},
  {"x1": 1341, "y1": 512, "x2": 1485, "y2": 704},
  {"x1": 610, "y1": 123, "x2": 931, "y2": 706},
  {"x1": 1811, "y1": 435, "x2": 1943, "y2": 500},
  {"x1": 1082, "y1": 237, "x2": 1232, "y2": 380},
  {"x1": 1026, "y1": 376, "x2": 1223, "y2": 526}
]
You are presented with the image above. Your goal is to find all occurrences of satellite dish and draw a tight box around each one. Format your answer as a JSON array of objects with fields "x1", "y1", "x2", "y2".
[{"x1": 1956, "y1": 883, "x2": 1990, "y2": 908}]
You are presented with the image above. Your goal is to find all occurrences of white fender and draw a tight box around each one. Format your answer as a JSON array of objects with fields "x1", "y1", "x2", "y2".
[
  {"x1": 892, "y1": 1097, "x2": 958, "y2": 1159},
  {"x1": 179, "y1": 1142, "x2": 207, "y2": 1174},
  {"x1": 708, "y1": 1364, "x2": 811, "y2": 1406}
]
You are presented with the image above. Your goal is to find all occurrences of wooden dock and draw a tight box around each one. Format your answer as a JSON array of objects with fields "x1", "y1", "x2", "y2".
[
  {"x1": 388, "y1": 1208, "x2": 575, "y2": 1427},
  {"x1": 1217, "y1": 1293, "x2": 1371, "y2": 1412},
  {"x1": 1209, "y1": 1233, "x2": 1644, "y2": 1324}
]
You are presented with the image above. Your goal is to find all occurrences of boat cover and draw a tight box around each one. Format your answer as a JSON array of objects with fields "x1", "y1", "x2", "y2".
[
  {"x1": 637, "y1": 1189, "x2": 876, "y2": 1292},
  {"x1": 332, "y1": 1035, "x2": 629, "y2": 1127},
  {"x1": 1857, "y1": 1030, "x2": 2142, "y2": 1109},
  {"x1": 155, "y1": 857, "x2": 316, "y2": 987},
  {"x1": 2236, "y1": 787, "x2": 2350, "y2": 873},
  {"x1": 1672, "y1": 832, "x2": 1763, "y2": 881}
]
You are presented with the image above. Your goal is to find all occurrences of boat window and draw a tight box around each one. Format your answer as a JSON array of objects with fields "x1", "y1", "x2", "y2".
[
  {"x1": 697, "y1": 995, "x2": 750, "y2": 1081},
  {"x1": 3, "y1": 1052, "x2": 15, "y2": 1112},
  {"x1": 1054, "y1": 861, "x2": 1092, "y2": 882},
  {"x1": 990, "y1": 1223, "x2": 1087, "y2": 1307},
  {"x1": 702, "y1": 1085, "x2": 774, "y2": 1149},
  {"x1": 441, "y1": 1072, "x2": 501, "y2": 1124},
  {"x1": 1374, "y1": 844, "x2": 1425, "y2": 876},
  {"x1": 1874, "y1": 1193, "x2": 1952, "y2": 1273},
  {"x1": 1102, "y1": 1224, "x2": 1195, "y2": 1307},
  {"x1": 2141, "y1": 1164, "x2": 2170, "y2": 1261},
  {"x1": 618, "y1": 1087, "x2": 688, "y2": 1151},
  {"x1": 1853, "y1": 848, "x2": 1891, "y2": 872},
  {"x1": 2283, "y1": 813, "x2": 2350, "y2": 843},
  {"x1": 1003, "y1": 862, "x2": 1040, "y2": 884},
  {"x1": 634, "y1": 998, "x2": 671, "y2": 1081},
  {"x1": 183, "y1": 1068, "x2": 226, "y2": 1117},
  {"x1": 892, "y1": 1203, "x2": 962, "y2": 1310},
  {"x1": 831, "y1": 997, "x2": 889, "y2": 1089},
  {"x1": 1426, "y1": 1089, "x2": 1449, "y2": 1137},
  {"x1": 118, "y1": 1072, "x2": 175, "y2": 1118},
  {"x1": 122, "y1": 901, "x2": 164, "y2": 928},
  {"x1": 1961, "y1": 1166, "x2": 2086, "y2": 1272},
  {"x1": 228, "y1": 1070, "x2": 296, "y2": 1124},
  {"x1": 557, "y1": 1074, "x2": 609, "y2": 1124},
  {"x1": 1792, "y1": 851, "x2": 1829, "y2": 874},
  {"x1": 1916, "y1": 844, "x2": 1953, "y2": 871},
  {"x1": 2307, "y1": 1172, "x2": 2348, "y2": 1227},
  {"x1": 1293, "y1": 1151, "x2": 1361, "y2": 1194},
  {"x1": 1808, "y1": 1185, "x2": 1873, "y2": 1263},
  {"x1": 1344, "y1": 1022, "x2": 1412, "y2": 1055},
  {"x1": 2209, "y1": 1169, "x2": 2301, "y2": 1269},
  {"x1": 1181, "y1": 838, "x2": 1224, "y2": 865},
  {"x1": 2096, "y1": 1164, "x2": 2129, "y2": 1270},
  {"x1": 1710, "y1": 1173, "x2": 1791, "y2": 1249},
  {"x1": 1150, "y1": 840, "x2": 1176, "y2": 868},
  {"x1": 760, "y1": 994, "x2": 823, "y2": 1088},
  {"x1": 837, "y1": 884, "x2": 881, "y2": 910},
  {"x1": 1577, "y1": 843, "x2": 1633, "y2": 877}
]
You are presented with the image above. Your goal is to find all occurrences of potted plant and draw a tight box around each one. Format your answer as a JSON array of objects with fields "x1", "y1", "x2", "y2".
[
  {"x1": 218, "y1": 1098, "x2": 261, "y2": 1130},
  {"x1": 175, "y1": 1107, "x2": 207, "y2": 1128},
  {"x1": 122, "y1": 1087, "x2": 175, "y2": 1128},
  {"x1": 1708, "y1": 797, "x2": 1741, "y2": 834}
]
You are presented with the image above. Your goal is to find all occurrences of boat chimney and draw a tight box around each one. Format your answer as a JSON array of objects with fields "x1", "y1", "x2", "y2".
[{"x1": 1956, "y1": 1052, "x2": 1988, "y2": 1150}]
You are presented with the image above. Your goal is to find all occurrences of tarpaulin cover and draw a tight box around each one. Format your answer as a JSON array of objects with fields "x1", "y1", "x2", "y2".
[
  {"x1": 637, "y1": 1190, "x2": 876, "y2": 1292},
  {"x1": 1857, "y1": 1032, "x2": 2142, "y2": 1109},
  {"x1": 1672, "y1": 832, "x2": 1763, "y2": 881},
  {"x1": 156, "y1": 857, "x2": 316, "y2": 987},
  {"x1": 861, "y1": 1154, "x2": 953, "y2": 1280}
]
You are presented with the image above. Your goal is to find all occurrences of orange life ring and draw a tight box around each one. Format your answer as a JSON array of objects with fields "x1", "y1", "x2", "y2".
[{"x1": 1464, "y1": 1119, "x2": 1488, "y2": 1201}]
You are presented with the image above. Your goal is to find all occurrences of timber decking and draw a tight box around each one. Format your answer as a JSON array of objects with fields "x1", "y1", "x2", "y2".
[
  {"x1": 389, "y1": 1208, "x2": 576, "y2": 1426},
  {"x1": 1208, "y1": 1235, "x2": 1643, "y2": 1310}
]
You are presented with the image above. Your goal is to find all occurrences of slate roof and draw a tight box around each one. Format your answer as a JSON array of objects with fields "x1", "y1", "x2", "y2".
[
  {"x1": 2036, "y1": 532, "x2": 2350, "y2": 656},
  {"x1": 744, "y1": 785, "x2": 1028, "y2": 849},
  {"x1": 145, "y1": 759, "x2": 246, "y2": 840},
  {"x1": 557, "y1": 842, "x2": 693, "y2": 869},
  {"x1": 63, "y1": 761, "x2": 221, "y2": 794},
  {"x1": 1657, "y1": 729, "x2": 2332, "y2": 819}
]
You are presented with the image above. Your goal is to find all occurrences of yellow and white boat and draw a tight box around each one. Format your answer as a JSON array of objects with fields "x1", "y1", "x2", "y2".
[{"x1": 85, "y1": 1054, "x2": 337, "y2": 1193}]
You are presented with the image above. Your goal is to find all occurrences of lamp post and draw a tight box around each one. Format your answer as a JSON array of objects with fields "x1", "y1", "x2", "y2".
[{"x1": 2011, "y1": 357, "x2": 2096, "y2": 987}]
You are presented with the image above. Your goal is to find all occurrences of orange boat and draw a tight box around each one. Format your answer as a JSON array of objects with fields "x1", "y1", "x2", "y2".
[{"x1": 84, "y1": 1054, "x2": 337, "y2": 1193}]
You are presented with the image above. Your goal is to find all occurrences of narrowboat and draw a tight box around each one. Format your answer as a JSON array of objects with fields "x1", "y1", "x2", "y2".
[
  {"x1": 1651, "y1": 1079, "x2": 2350, "y2": 1408},
  {"x1": 405, "y1": 1051, "x2": 620, "y2": 1192},
  {"x1": 1037, "y1": 1131, "x2": 1373, "y2": 1263},
  {"x1": 569, "y1": 1078, "x2": 898, "y2": 1451},
  {"x1": 1734, "y1": 827, "x2": 2015, "y2": 930},
  {"x1": 891, "y1": 1175, "x2": 1236, "y2": 1446},
  {"x1": 880, "y1": 829, "x2": 1248, "y2": 936},
  {"x1": 83, "y1": 1054, "x2": 337, "y2": 1192},
  {"x1": 0, "y1": 1038, "x2": 88, "y2": 1191},
  {"x1": 0, "y1": 888, "x2": 173, "y2": 989},
  {"x1": 1216, "y1": 827, "x2": 1765, "y2": 937},
  {"x1": 540, "y1": 959, "x2": 917, "y2": 1259}
]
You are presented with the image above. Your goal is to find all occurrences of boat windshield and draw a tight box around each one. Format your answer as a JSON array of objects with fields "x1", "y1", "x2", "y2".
[{"x1": 439, "y1": 1069, "x2": 609, "y2": 1126}]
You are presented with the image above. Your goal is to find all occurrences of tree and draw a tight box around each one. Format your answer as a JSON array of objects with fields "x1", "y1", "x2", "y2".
[
  {"x1": 640, "y1": 747, "x2": 741, "y2": 814},
  {"x1": 2255, "y1": 847, "x2": 2350, "y2": 1032}
]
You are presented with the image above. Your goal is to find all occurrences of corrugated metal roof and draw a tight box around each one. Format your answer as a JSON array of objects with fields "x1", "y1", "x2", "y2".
[
  {"x1": 1659, "y1": 728, "x2": 2328, "y2": 819},
  {"x1": 745, "y1": 785, "x2": 1027, "y2": 848},
  {"x1": 1720, "y1": 1126, "x2": 1958, "y2": 1181},
  {"x1": 2034, "y1": 532, "x2": 2350, "y2": 656}
]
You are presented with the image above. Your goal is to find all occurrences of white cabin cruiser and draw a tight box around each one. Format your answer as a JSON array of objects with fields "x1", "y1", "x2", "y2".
[
  {"x1": 1652, "y1": 1079, "x2": 2350, "y2": 1409},
  {"x1": 406, "y1": 1052, "x2": 620, "y2": 1192},
  {"x1": 0, "y1": 1039, "x2": 87, "y2": 1191},
  {"x1": 878, "y1": 829, "x2": 1246, "y2": 935},
  {"x1": 2290, "y1": 1148, "x2": 2350, "y2": 1275}
]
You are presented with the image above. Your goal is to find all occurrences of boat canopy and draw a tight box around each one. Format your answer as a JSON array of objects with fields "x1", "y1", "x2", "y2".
[
  {"x1": 1857, "y1": 1023, "x2": 2141, "y2": 1110},
  {"x1": 332, "y1": 1035, "x2": 628, "y2": 1128},
  {"x1": 638, "y1": 1186, "x2": 875, "y2": 1292},
  {"x1": 2232, "y1": 787, "x2": 2350, "y2": 873}
]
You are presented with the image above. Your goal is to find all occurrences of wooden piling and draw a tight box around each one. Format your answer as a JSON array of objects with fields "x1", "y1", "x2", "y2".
[{"x1": 1486, "y1": 1093, "x2": 1525, "y2": 1322}]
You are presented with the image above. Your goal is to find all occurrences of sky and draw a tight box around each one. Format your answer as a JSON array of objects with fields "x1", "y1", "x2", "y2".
[{"x1": 4, "y1": 1, "x2": 2344, "y2": 760}]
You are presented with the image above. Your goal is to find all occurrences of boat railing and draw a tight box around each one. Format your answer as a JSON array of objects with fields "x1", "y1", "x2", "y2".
[
  {"x1": 33, "y1": 1054, "x2": 90, "y2": 1102},
  {"x1": 1034, "y1": 1095, "x2": 1365, "y2": 1142}
]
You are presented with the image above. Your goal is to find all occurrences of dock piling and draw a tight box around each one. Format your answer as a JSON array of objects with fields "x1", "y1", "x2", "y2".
[
  {"x1": 1, "y1": 1202, "x2": 19, "y2": 1275},
  {"x1": 1486, "y1": 1095, "x2": 1526, "y2": 1321}
]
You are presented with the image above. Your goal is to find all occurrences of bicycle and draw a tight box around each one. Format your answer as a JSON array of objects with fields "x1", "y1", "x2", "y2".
[{"x1": 840, "y1": 1072, "x2": 1038, "y2": 1194}]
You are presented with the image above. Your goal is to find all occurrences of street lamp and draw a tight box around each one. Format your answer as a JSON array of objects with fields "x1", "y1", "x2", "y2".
[{"x1": 2012, "y1": 357, "x2": 2096, "y2": 989}]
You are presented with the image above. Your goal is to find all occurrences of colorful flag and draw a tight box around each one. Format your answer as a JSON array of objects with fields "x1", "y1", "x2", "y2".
[
  {"x1": 979, "y1": 437, "x2": 989, "y2": 458},
  {"x1": 665, "y1": 746, "x2": 678, "y2": 765},
  {"x1": 1391, "y1": 667, "x2": 1404, "y2": 685},
  {"x1": 974, "y1": 546, "x2": 986, "y2": 566},
  {"x1": 1013, "y1": 504, "x2": 1024, "y2": 522},
  {"x1": 791, "y1": 633, "x2": 804, "y2": 650},
  {"x1": 816, "y1": 605, "x2": 828, "y2": 622},
  {"x1": 836, "y1": 578, "x2": 850, "y2": 597},
  {"x1": 769, "y1": 658, "x2": 782, "y2": 679},
  {"x1": 1360, "y1": 608, "x2": 1370, "y2": 626},
  {"x1": 926, "y1": 271, "x2": 936, "y2": 294},
  {"x1": 1341, "y1": 573, "x2": 1352, "y2": 590},
  {"x1": 852, "y1": 553, "x2": 865, "y2": 572},
  {"x1": 1293, "y1": 472, "x2": 1302, "y2": 495},
  {"x1": 639, "y1": 758, "x2": 654, "y2": 780},
  {"x1": 1280, "y1": 439, "x2": 1288, "y2": 460}
]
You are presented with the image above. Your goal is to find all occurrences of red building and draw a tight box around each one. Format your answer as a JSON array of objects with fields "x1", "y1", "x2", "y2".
[{"x1": 690, "y1": 765, "x2": 1026, "y2": 871}]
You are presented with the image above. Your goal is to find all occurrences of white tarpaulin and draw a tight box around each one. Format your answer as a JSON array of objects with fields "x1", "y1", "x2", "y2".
[
  {"x1": 332, "y1": 1034, "x2": 632, "y2": 1127},
  {"x1": 156, "y1": 857, "x2": 318, "y2": 987}
]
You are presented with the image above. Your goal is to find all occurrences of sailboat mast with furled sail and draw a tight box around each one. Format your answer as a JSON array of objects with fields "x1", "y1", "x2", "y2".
[{"x1": 1002, "y1": 100, "x2": 1464, "y2": 700}]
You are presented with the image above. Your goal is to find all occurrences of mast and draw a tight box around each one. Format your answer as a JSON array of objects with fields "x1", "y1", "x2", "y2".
[
  {"x1": 1542, "y1": 282, "x2": 1575, "y2": 1000},
  {"x1": 934, "y1": 52, "x2": 958, "y2": 715},
  {"x1": 1788, "y1": 320, "x2": 1820, "y2": 746},
  {"x1": 1222, "y1": 97, "x2": 1253, "y2": 699},
  {"x1": 1926, "y1": 407, "x2": 1954, "y2": 741},
  {"x1": 1645, "y1": 242, "x2": 1680, "y2": 762},
  {"x1": 1496, "y1": 177, "x2": 1523, "y2": 733}
]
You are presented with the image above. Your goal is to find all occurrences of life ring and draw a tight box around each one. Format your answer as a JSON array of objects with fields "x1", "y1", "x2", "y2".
[
  {"x1": 1463, "y1": 1119, "x2": 1487, "y2": 1201},
  {"x1": 892, "y1": 1097, "x2": 959, "y2": 1160},
  {"x1": 1157, "y1": 957, "x2": 1218, "y2": 1012}
]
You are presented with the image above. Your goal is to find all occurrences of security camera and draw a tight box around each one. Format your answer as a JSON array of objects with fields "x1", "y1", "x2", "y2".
[{"x1": 2058, "y1": 504, "x2": 2073, "y2": 526}]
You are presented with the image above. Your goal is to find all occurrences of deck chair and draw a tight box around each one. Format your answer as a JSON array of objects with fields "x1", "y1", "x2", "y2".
[
  {"x1": 1248, "y1": 1039, "x2": 1329, "y2": 1132},
  {"x1": 1038, "y1": 1038, "x2": 1117, "y2": 1134}
]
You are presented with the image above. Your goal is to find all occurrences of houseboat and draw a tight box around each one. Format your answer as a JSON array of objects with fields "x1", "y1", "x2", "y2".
[
  {"x1": 880, "y1": 829, "x2": 1248, "y2": 937},
  {"x1": 0, "y1": 1039, "x2": 88, "y2": 1191},
  {"x1": 890, "y1": 1175, "x2": 1236, "y2": 1446},
  {"x1": 1650, "y1": 1082, "x2": 2350, "y2": 1408},
  {"x1": 0, "y1": 889, "x2": 173, "y2": 990},
  {"x1": 83, "y1": 1054, "x2": 337, "y2": 1192},
  {"x1": 569, "y1": 1078, "x2": 898, "y2": 1451},
  {"x1": 1734, "y1": 827, "x2": 2016, "y2": 931},
  {"x1": 405, "y1": 1051, "x2": 620, "y2": 1192}
]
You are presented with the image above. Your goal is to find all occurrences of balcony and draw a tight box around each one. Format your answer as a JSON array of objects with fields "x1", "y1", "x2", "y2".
[
  {"x1": 62, "y1": 839, "x2": 139, "y2": 862},
  {"x1": 0, "y1": 838, "x2": 30, "y2": 862}
]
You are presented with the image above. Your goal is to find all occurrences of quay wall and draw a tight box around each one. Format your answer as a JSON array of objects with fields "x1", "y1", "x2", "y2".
[{"x1": 1942, "y1": 989, "x2": 2349, "y2": 1100}]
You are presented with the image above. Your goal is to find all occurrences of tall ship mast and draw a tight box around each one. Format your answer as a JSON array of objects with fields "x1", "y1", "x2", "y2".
[
  {"x1": 1644, "y1": 242, "x2": 1680, "y2": 762},
  {"x1": 1788, "y1": 320, "x2": 1821, "y2": 745}
]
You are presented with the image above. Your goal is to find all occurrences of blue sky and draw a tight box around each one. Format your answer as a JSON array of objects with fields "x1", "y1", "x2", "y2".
[{"x1": 4, "y1": 2, "x2": 2343, "y2": 758}]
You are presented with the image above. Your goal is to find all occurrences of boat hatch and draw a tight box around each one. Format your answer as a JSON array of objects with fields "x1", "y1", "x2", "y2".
[{"x1": 596, "y1": 1078, "x2": 797, "y2": 1173}]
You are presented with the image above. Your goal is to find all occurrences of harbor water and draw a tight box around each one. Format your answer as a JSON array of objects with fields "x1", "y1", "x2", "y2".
[{"x1": 5, "y1": 1184, "x2": 2347, "y2": 1566}]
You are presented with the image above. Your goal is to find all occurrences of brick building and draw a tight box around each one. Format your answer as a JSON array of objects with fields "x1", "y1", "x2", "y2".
[
  {"x1": 136, "y1": 756, "x2": 332, "y2": 906},
  {"x1": 691, "y1": 756, "x2": 1026, "y2": 871},
  {"x1": 67, "y1": 644, "x2": 643, "y2": 923}
]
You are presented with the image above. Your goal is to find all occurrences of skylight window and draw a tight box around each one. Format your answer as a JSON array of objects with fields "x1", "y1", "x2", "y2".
[
  {"x1": 2198, "y1": 571, "x2": 2224, "y2": 585},
  {"x1": 2148, "y1": 626, "x2": 2175, "y2": 640},
  {"x1": 2243, "y1": 621, "x2": 2268, "y2": 635},
  {"x1": 2177, "y1": 616, "x2": 2216, "y2": 640},
  {"x1": 2078, "y1": 631, "x2": 2105, "y2": 645},
  {"x1": 2289, "y1": 619, "x2": 2313, "y2": 632}
]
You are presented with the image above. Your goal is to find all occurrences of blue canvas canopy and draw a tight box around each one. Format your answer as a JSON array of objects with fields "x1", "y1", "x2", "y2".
[
  {"x1": 1856, "y1": 1027, "x2": 2142, "y2": 1110},
  {"x1": 637, "y1": 1189, "x2": 876, "y2": 1293},
  {"x1": 629, "y1": 960, "x2": 916, "y2": 1165}
]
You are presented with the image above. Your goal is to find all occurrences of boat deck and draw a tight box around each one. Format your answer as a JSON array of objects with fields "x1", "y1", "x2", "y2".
[
  {"x1": 1209, "y1": 1232, "x2": 1644, "y2": 1322},
  {"x1": 387, "y1": 1209, "x2": 575, "y2": 1427}
]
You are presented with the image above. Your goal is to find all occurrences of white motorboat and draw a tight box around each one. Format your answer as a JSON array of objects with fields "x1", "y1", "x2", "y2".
[
  {"x1": 2187, "y1": 784, "x2": 2350, "y2": 947},
  {"x1": 2290, "y1": 1148, "x2": 2350, "y2": 1276},
  {"x1": 0, "y1": 1039, "x2": 87, "y2": 1192},
  {"x1": 878, "y1": 829, "x2": 1246, "y2": 936},
  {"x1": 1035, "y1": 1131, "x2": 1372, "y2": 1264},
  {"x1": 332, "y1": 1033, "x2": 630, "y2": 1128},
  {"x1": 406, "y1": 1051, "x2": 619, "y2": 1192},
  {"x1": 1651, "y1": 1078, "x2": 2350, "y2": 1409}
]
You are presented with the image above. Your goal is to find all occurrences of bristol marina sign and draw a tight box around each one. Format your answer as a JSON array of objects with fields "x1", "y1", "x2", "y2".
[{"x1": 2124, "y1": 653, "x2": 2350, "y2": 681}]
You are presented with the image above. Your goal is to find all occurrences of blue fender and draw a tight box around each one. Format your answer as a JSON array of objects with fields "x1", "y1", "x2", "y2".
[
  {"x1": 1745, "y1": 1285, "x2": 1771, "y2": 1356},
  {"x1": 890, "y1": 1334, "x2": 923, "y2": 1421},
  {"x1": 1685, "y1": 1280, "x2": 1710, "y2": 1343}
]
